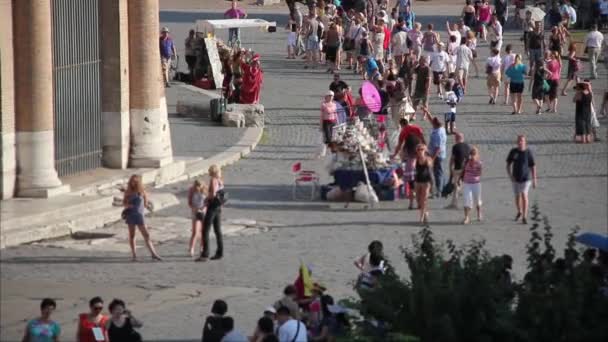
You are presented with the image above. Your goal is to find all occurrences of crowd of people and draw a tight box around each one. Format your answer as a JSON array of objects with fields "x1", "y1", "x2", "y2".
[
  {"x1": 305, "y1": 0, "x2": 608, "y2": 226},
  {"x1": 21, "y1": 238, "x2": 608, "y2": 342}
]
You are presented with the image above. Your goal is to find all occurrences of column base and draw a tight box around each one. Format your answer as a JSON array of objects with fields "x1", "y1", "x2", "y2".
[
  {"x1": 129, "y1": 156, "x2": 173, "y2": 169},
  {"x1": 18, "y1": 184, "x2": 71, "y2": 198}
]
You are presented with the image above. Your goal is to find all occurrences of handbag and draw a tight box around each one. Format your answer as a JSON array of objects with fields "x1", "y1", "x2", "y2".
[
  {"x1": 542, "y1": 79, "x2": 550, "y2": 93},
  {"x1": 212, "y1": 189, "x2": 228, "y2": 207}
]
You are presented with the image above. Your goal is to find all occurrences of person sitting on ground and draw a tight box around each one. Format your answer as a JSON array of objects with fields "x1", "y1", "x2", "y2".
[
  {"x1": 202, "y1": 300, "x2": 229, "y2": 342},
  {"x1": 275, "y1": 307, "x2": 308, "y2": 342},
  {"x1": 273, "y1": 285, "x2": 301, "y2": 321}
]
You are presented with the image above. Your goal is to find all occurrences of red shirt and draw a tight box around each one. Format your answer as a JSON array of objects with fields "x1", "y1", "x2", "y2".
[
  {"x1": 383, "y1": 26, "x2": 391, "y2": 49},
  {"x1": 398, "y1": 125, "x2": 424, "y2": 145}
]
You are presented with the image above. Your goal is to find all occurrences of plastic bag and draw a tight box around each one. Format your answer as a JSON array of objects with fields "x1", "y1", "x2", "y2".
[{"x1": 354, "y1": 182, "x2": 379, "y2": 203}]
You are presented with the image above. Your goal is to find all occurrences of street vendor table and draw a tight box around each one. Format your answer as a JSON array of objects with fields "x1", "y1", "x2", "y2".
[{"x1": 333, "y1": 166, "x2": 398, "y2": 191}]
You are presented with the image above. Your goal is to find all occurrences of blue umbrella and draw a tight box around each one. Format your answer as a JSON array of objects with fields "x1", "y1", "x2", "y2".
[{"x1": 575, "y1": 232, "x2": 608, "y2": 252}]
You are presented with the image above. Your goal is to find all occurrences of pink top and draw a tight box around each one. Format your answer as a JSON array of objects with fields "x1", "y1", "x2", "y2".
[
  {"x1": 463, "y1": 160, "x2": 482, "y2": 184},
  {"x1": 478, "y1": 6, "x2": 491, "y2": 23},
  {"x1": 546, "y1": 59, "x2": 561, "y2": 81},
  {"x1": 321, "y1": 101, "x2": 338, "y2": 122}
]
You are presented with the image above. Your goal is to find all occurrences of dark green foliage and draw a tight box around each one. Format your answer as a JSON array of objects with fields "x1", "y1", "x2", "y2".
[{"x1": 346, "y1": 205, "x2": 608, "y2": 342}]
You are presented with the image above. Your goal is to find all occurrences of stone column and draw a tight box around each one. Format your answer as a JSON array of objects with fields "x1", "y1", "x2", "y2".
[
  {"x1": 100, "y1": 0, "x2": 130, "y2": 169},
  {"x1": 0, "y1": 0, "x2": 16, "y2": 199},
  {"x1": 127, "y1": 0, "x2": 173, "y2": 168},
  {"x1": 13, "y1": 0, "x2": 68, "y2": 197}
]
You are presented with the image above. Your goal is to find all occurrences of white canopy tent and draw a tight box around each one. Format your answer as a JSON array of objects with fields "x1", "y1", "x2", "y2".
[{"x1": 195, "y1": 19, "x2": 277, "y2": 38}]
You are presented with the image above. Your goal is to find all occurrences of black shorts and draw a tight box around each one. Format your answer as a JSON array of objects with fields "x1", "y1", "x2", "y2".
[
  {"x1": 547, "y1": 79, "x2": 559, "y2": 100},
  {"x1": 433, "y1": 71, "x2": 444, "y2": 85},
  {"x1": 444, "y1": 112, "x2": 456, "y2": 123},
  {"x1": 509, "y1": 82, "x2": 525, "y2": 94}
]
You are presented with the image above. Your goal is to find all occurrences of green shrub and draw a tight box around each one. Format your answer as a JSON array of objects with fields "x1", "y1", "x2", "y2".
[{"x1": 345, "y1": 204, "x2": 608, "y2": 342}]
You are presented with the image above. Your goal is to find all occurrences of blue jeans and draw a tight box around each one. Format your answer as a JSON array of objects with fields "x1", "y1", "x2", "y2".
[{"x1": 433, "y1": 157, "x2": 445, "y2": 196}]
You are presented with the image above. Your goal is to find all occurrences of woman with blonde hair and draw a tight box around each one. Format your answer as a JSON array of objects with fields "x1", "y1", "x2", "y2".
[
  {"x1": 461, "y1": 146, "x2": 483, "y2": 224},
  {"x1": 197, "y1": 165, "x2": 225, "y2": 261},
  {"x1": 123, "y1": 175, "x2": 161, "y2": 261},
  {"x1": 188, "y1": 179, "x2": 207, "y2": 258},
  {"x1": 414, "y1": 144, "x2": 433, "y2": 224},
  {"x1": 466, "y1": 30, "x2": 479, "y2": 77}
]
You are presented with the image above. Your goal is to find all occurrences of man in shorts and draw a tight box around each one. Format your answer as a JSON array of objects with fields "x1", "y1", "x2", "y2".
[
  {"x1": 411, "y1": 56, "x2": 431, "y2": 120},
  {"x1": 506, "y1": 135, "x2": 537, "y2": 225},
  {"x1": 446, "y1": 132, "x2": 470, "y2": 209},
  {"x1": 304, "y1": 13, "x2": 320, "y2": 68}
]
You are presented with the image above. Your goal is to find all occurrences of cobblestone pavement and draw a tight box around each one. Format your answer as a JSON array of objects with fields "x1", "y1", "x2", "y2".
[{"x1": 1, "y1": 8, "x2": 607, "y2": 341}]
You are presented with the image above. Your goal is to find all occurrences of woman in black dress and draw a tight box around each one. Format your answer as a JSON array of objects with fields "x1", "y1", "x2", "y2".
[
  {"x1": 530, "y1": 62, "x2": 548, "y2": 115},
  {"x1": 573, "y1": 83, "x2": 593, "y2": 144},
  {"x1": 105, "y1": 299, "x2": 143, "y2": 342}
]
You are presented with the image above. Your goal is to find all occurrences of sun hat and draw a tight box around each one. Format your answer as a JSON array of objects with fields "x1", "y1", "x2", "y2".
[
  {"x1": 161, "y1": 27, "x2": 170, "y2": 33},
  {"x1": 263, "y1": 306, "x2": 276, "y2": 314},
  {"x1": 325, "y1": 90, "x2": 335, "y2": 97}
]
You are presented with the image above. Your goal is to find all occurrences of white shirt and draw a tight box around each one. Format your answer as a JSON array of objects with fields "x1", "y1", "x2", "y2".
[
  {"x1": 459, "y1": 25, "x2": 471, "y2": 38},
  {"x1": 277, "y1": 319, "x2": 307, "y2": 342},
  {"x1": 391, "y1": 31, "x2": 408, "y2": 55},
  {"x1": 501, "y1": 53, "x2": 516, "y2": 73},
  {"x1": 492, "y1": 21, "x2": 503, "y2": 40},
  {"x1": 586, "y1": 31, "x2": 605, "y2": 49},
  {"x1": 455, "y1": 44, "x2": 473, "y2": 69},
  {"x1": 430, "y1": 51, "x2": 449, "y2": 72},
  {"x1": 566, "y1": 5, "x2": 577, "y2": 24},
  {"x1": 447, "y1": 30, "x2": 462, "y2": 46},
  {"x1": 486, "y1": 55, "x2": 501, "y2": 73}
]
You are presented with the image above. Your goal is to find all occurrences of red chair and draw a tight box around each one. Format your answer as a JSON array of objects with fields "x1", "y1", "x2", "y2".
[{"x1": 292, "y1": 162, "x2": 319, "y2": 200}]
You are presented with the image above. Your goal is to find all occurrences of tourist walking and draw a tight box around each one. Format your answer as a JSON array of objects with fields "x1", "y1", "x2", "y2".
[
  {"x1": 505, "y1": 54, "x2": 528, "y2": 115},
  {"x1": 506, "y1": 135, "x2": 537, "y2": 225},
  {"x1": 414, "y1": 144, "x2": 433, "y2": 224},
  {"x1": 325, "y1": 22, "x2": 341, "y2": 73},
  {"x1": 461, "y1": 146, "x2": 483, "y2": 224},
  {"x1": 527, "y1": 23, "x2": 544, "y2": 71},
  {"x1": 544, "y1": 50, "x2": 562, "y2": 113},
  {"x1": 123, "y1": 175, "x2": 162, "y2": 261},
  {"x1": 185, "y1": 29, "x2": 197, "y2": 77},
  {"x1": 501, "y1": 44, "x2": 516, "y2": 105},
  {"x1": 530, "y1": 61, "x2": 548, "y2": 115},
  {"x1": 423, "y1": 108, "x2": 447, "y2": 199},
  {"x1": 461, "y1": 0, "x2": 477, "y2": 30},
  {"x1": 159, "y1": 27, "x2": 176, "y2": 88},
  {"x1": 408, "y1": 22, "x2": 423, "y2": 61},
  {"x1": 391, "y1": 18, "x2": 408, "y2": 65},
  {"x1": 305, "y1": 13, "x2": 320, "y2": 69},
  {"x1": 522, "y1": 10, "x2": 535, "y2": 57},
  {"x1": 485, "y1": 48, "x2": 502, "y2": 105},
  {"x1": 455, "y1": 37, "x2": 473, "y2": 93},
  {"x1": 489, "y1": 14, "x2": 503, "y2": 51},
  {"x1": 411, "y1": 56, "x2": 431, "y2": 119},
  {"x1": 198, "y1": 165, "x2": 225, "y2": 261},
  {"x1": 188, "y1": 179, "x2": 207, "y2": 258},
  {"x1": 430, "y1": 42, "x2": 449, "y2": 99},
  {"x1": 476, "y1": 0, "x2": 492, "y2": 42},
  {"x1": 561, "y1": 43, "x2": 581, "y2": 95},
  {"x1": 105, "y1": 299, "x2": 143, "y2": 342},
  {"x1": 446, "y1": 132, "x2": 471, "y2": 209},
  {"x1": 574, "y1": 82, "x2": 593, "y2": 144},
  {"x1": 320, "y1": 90, "x2": 338, "y2": 157},
  {"x1": 22, "y1": 298, "x2": 61, "y2": 342},
  {"x1": 466, "y1": 30, "x2": 480, "y2": 77},
  {"x1": 398, "y1": 50, "x2": 416, "y2": 97},
  {"x1": 76, "y1": 297, "x2": 108, "y2": 342},
  {"x1": 421, "y1": 23, "x2": 439, "y2": 57},
  {"x1": 585, "y1": 24, "x2": 604, "y2": 79}
]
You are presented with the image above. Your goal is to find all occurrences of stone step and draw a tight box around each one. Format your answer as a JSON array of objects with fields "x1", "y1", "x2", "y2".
[{"x1": 0, "y1": 193, "x2": 180, "y2": 248}]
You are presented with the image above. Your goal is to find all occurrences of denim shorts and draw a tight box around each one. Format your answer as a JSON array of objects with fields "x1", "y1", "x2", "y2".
[{"x1": 306, "y1": 36, "x2": 319, "y2": 51}]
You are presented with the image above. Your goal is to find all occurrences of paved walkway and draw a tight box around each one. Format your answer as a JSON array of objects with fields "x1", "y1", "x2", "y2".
[{"x1": 2, "y1": 7, "x2": 607, "y2": 342}]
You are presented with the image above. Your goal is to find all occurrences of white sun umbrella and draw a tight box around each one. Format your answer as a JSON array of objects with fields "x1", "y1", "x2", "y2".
[{"x1": 520, "y1": 6, "x2": 546, "y2": 22}]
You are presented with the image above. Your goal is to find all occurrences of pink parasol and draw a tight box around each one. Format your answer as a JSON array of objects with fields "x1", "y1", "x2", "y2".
[{"x1": 361, "y1": 81, "x2": 382, "y2": 113}]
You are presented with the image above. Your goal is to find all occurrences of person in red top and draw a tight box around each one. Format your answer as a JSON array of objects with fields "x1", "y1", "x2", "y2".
[
  {"x1": 381, "y1": 18, "x2": 391, "y2": 62},
  {"x1": 391, "y1": 117, "x2": 425, "y2": 161},
  {"x1": 76, "y1": 297, "x2": 108, "y2": 342},
  {"x1": 240, "y1": 53, "x2": 263, "y2": 104}
]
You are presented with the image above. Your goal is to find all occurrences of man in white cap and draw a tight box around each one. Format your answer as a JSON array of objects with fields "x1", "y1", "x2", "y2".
[{"x1": 159, "y1": 27, "x2": 176, "y2": 87}]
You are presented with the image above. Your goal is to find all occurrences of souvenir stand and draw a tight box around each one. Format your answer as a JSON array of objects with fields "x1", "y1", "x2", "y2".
[{"x1": 324, "y1": 115, "x2": 403, "y2": 204}]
